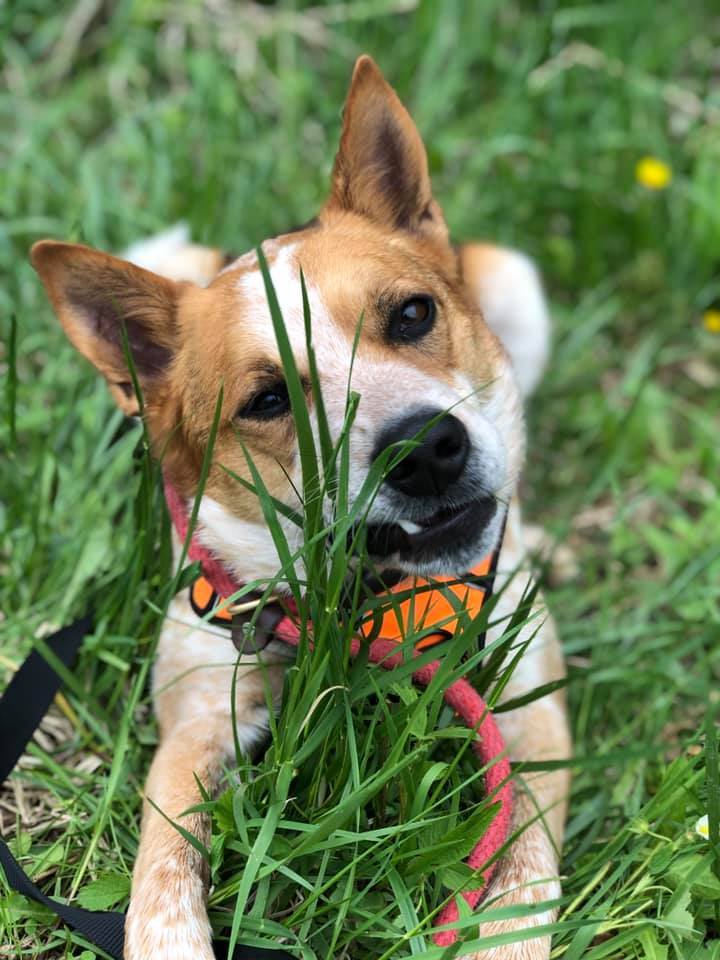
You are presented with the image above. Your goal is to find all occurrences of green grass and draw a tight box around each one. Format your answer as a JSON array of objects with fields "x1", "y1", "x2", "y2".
[{"x1": 2, "y1": 1, "x2": 720, "y2": 958}]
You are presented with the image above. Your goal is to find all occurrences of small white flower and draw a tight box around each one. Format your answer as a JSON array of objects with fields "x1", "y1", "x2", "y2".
[{"x1": 695, "y1": 814, "x2": 709, "y2": 839}]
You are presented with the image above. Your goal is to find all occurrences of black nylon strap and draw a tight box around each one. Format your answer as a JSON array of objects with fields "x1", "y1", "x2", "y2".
[
  {"x1": 0, "y1": 616, "x2": 126, "y2": 957},
  {"x1": 0, "y1": 841, "x2": 126, "y2": 957},
  {"x1": 0, "y1": 615, "x2": 92, "y2": 783},
  {"x1": 0, "y1": 617, "x2": 292, "y2": 959}
]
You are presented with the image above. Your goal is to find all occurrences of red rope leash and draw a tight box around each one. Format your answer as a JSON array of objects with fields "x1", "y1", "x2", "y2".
[
  {"x1": 279, "y1": 622, "x2": 513, "y2": 945},
  {"x1": 164, "y1": 480, "x2": 240, "y2": 598},
  {"x1": 165, "y1": 479, "x2": 513, "y2": 946}
]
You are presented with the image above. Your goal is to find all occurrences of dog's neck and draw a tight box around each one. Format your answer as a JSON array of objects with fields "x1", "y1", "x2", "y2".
[
  {"x1": 166, "y1": 479, "x2": 508, "y2": 612},
  {"x1": 174, "y1": 487, "x2": 403, "y2": 598}
]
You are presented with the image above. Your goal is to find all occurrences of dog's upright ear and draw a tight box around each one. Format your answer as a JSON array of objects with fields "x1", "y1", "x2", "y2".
[
  {"x1": 325, "y1": 55, "x2": 449, "y2": 243},
  {"x1": 31, "y1": 241, "x2": 183, "y2": 416}
]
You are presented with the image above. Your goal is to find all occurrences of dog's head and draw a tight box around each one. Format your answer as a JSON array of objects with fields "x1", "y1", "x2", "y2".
[{"x1": 31, "y1": 56, "x2": 524, "y2": 582}]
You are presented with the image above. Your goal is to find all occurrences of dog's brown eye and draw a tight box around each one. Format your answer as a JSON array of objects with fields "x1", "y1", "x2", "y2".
[
  {"x1": 387, "y1": 295, "x2": 436, "y2": 343},
  {"x1": 239, "y1": 382, "x2": 290, "y2": 420}
]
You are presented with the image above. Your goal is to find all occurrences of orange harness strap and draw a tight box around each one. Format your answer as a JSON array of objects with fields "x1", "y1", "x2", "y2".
[
  {"x1": 190, "y1": 553, "x2": 495, "y2": 651},
  {"x1": 358, "y1": 554, "x2": 493, "y2": 649}
]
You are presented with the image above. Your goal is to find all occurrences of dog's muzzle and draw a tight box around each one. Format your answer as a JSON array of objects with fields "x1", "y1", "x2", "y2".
[{"x1": 366, "y1": 407, "x2": 496, "y2": 564}]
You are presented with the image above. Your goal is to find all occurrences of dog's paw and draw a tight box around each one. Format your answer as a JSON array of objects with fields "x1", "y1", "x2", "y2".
[
  {"x1": 460, "y1": 877, "x2": 559, "y2": 960},
  {"x1": 124, "y1": 920, "x2": 215, "y2": 960},
  {"x1": 461, "y1": 924, "x2": 552, "y2": 960},
  {"x1": 463, "y1": 937, "x2": 551, "y2": 960},
  {"x1": 124, "y1": 878, "x2": 215, "y2": 960}
]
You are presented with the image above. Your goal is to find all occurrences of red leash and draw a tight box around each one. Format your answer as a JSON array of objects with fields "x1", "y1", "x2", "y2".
[{"x1": 165, "y1": 479, "x2": 513, "y2": 946}]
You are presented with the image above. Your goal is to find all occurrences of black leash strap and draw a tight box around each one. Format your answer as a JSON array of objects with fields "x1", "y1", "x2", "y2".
[
  {"x1": 0, "y1": 616, "x2": 126, "y2": 957},
  {"x1": 0, "y1": 617, "x2": 291, "y2": 959},
  {"x1": 0, "y1": 616, "x2": 93, "y2": 785}
]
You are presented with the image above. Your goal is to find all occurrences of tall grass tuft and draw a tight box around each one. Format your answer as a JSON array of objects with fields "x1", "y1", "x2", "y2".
[{"x1": 165, "y1": 253, "x2": 541, "y2": 959}]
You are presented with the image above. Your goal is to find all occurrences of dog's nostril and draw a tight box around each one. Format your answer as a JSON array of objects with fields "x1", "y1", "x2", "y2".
[
  {"x1": 435, "y1": 435, "x2": 462, "y2": 460},
  {"x1": 373, "y1": 408, "x2": 470, "y2": 498}
]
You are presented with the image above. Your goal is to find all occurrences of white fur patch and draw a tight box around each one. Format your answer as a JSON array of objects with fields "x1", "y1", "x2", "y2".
[
  {"x1": 124, "y1": 223, "x2": 191, "y2": 271},
  {"x1": 470, "y1": 249, "x2": 551, "y2": 397},
  {"x1": 197, "y1": 495, "x2": 305, "y2": 588},
  {"x1": 123, "y1": 222, "x2": 223, "y2": 286}
]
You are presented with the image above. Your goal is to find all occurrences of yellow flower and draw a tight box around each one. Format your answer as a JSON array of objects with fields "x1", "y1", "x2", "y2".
[
  {"x1": 635, "y1": 156, "x2": 672, "y2": 191},
  {"x1": 703, "y1": 310, "x2": 720, "y2": 333},
  {"x1": 696, "y1": 814, "x2": 709, "y2": 839}
]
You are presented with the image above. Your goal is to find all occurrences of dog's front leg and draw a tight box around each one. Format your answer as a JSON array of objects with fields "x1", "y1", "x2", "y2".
[
  {"x1": 124, "y1": 714, "x2": 229, "y2": 960},
  {"x1": 465, "y1": 512, "x2": 572, "y2": 960},
  {"x1": 124, "y1": 604, "x2": 288, "y2": 960},
  {"x1": 468, "y1": 681, "x2": 570, "y2": 960}
]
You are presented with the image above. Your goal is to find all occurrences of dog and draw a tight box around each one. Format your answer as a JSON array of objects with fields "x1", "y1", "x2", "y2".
[{"x1": 31, "y1": 55, "x2": 571, "y2": 960}]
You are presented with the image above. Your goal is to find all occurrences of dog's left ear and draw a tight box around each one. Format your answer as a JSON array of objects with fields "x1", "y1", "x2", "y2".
[
  {"x1": 325, "y1": 56, "x2": 449, "y2": 243},
  {"x1": 30, "y1": 240, "x2": 184, "y2": 417}
]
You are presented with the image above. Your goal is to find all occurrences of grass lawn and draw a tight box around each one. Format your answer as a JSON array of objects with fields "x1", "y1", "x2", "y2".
[{"x1": 2, "y1": 1, "x2": 720, "y2": 957}]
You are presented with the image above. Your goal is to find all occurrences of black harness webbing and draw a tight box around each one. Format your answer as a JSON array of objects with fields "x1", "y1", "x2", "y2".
[{"x1": 0, "y1": 616, "x2": 291, "y2": 959}]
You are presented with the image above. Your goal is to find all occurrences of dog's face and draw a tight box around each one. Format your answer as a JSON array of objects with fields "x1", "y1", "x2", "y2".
[{"x1": 31, "y1": 57, "x2": 524, "y2": 582}]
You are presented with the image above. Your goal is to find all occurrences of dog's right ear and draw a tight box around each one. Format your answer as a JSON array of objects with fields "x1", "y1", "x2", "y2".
[
  {"x1": 31, "y1": 241, "x2": 184, "y2": 416},
  {"x1": 325, "y1": 55, "x2": 449, "y2": 245}
]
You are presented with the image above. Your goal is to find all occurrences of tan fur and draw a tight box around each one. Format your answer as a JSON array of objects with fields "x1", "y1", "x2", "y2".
[
  {"x1": 31, "y1": 55, "x2": 570, "y2": 960},
  {"x1": 466, "y1": 500, "x2": 570, "y2": 959}
]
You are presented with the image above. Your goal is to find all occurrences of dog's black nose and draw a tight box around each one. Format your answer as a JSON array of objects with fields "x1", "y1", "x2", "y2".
[{"x1": 374, "y1": 409, "x2": 470, "y2": 497}]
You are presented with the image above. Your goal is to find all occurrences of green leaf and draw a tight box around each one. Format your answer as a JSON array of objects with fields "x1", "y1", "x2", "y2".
[
  {"x1": 667, "y1": 853, "x2": 720, "y2": 900},
  {"x1": 75, "y1": 873, "x2": 131, "y2": 911},
  {"x1": 439, "y1": 861, "x2": 478, "y2": 893},
  {"x1": 637, "y1": 929, "x2": 668, "y2": 960},
  {"x1": 404, "y1": 801, "x2": 499, "y2": 877},
  {"x1": 664, "y1": 887, "x2": 695, "y2": 934},
  {"x1": 8, "y1": 832, "x2": 32, "y2": 858}
]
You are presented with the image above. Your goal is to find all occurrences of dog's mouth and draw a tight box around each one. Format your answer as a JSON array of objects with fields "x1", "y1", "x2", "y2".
[{"x1": 364, "y1": 496, "x2": 497, "y2": 562}]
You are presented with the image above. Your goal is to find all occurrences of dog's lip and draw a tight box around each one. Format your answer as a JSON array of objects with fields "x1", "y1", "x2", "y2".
[
  {"x1": 417, "y1": 501, "x2": 474, "y2": 529},
  {"x1": 364, "y1": 496, "x2": 497, "y2": 559}
]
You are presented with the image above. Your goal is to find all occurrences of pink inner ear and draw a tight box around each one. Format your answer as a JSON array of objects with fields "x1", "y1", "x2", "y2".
[
  {"x1": 369, "y1": 110, "x2": 424, "y2": 230},
  {"x1": 65, "y1": 266, "x2": 174, "y2": 378},
  {"x1": 74, "y1": 297, "x2": 173, "y2": 377}
]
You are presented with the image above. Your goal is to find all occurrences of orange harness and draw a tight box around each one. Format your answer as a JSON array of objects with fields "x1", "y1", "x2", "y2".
[{"x1": 190, "y1": 551, "x2": 494, "y2": 652}]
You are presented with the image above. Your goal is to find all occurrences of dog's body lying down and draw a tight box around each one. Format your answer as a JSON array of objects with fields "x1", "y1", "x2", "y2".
[{"x1": 32, "y1": 56, "x2": 570, "y2": 960}]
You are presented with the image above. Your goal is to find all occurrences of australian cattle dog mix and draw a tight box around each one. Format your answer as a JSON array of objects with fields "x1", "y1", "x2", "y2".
[{"x1": 32, "y1": 56, "x2": 571, "y2": 960}]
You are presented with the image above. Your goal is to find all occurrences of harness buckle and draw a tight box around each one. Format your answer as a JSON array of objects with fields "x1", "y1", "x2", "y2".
[{"x1": 228, "y1": 594, "x2": 281, "y2": 615}]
